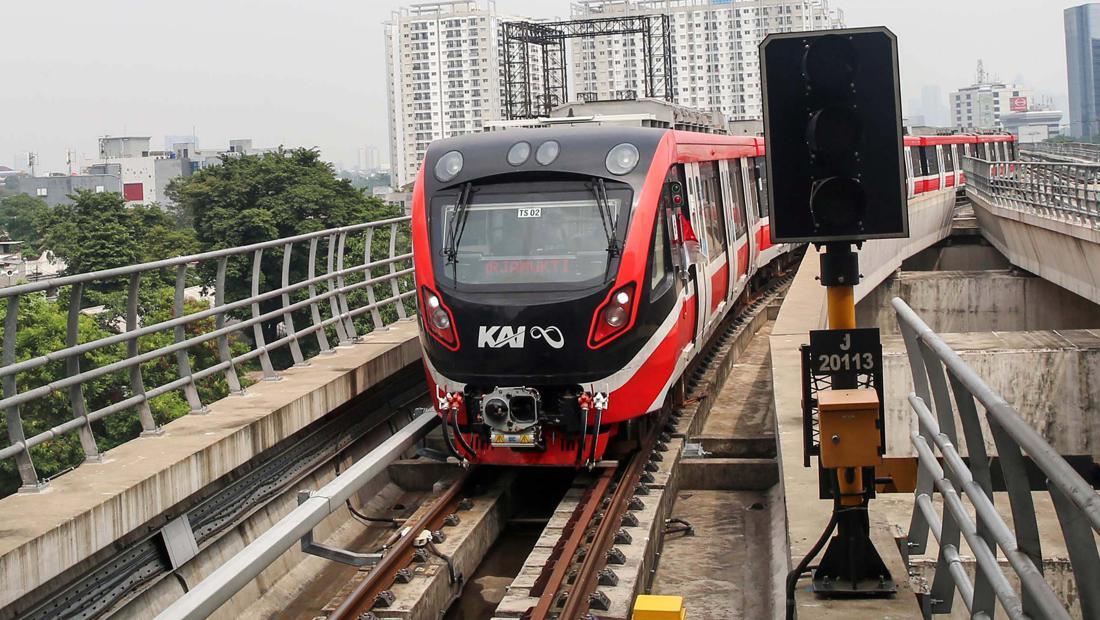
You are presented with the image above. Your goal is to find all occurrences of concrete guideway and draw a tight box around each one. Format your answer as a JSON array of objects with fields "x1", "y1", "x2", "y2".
[{"x1": 0, "y1": 321, "x2": 421, "y2": 613}]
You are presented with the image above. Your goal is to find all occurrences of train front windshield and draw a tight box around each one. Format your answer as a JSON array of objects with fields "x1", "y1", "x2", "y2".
[{"x1": 431, "y1": 180, "x2": 632, "y2": 290}]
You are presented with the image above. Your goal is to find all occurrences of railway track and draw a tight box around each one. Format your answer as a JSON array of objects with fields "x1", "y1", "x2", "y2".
[{"x1": 316, "y1": 261, "x2": 798, "y2": 620}]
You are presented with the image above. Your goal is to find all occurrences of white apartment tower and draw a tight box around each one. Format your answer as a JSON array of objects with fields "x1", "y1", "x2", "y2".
[
  {"x1": 386, "y1": 1, "x2": 520, "y2": 188},
  {"x1": 570, "y1": 0, "x2": 845, "y2": 121}
]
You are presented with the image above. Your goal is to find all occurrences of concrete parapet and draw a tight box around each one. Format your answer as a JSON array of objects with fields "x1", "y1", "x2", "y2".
[
  {"x1": 970, "y1": 189, "x2": 1100, "y2": 307},
  {"x1": 0, "y1": 321, "x2": 422, "y2": 612}
]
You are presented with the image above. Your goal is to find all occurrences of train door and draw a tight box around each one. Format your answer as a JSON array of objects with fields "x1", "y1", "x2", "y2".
[
  {"x1": 904, "y1": 146, "x2": 915, "y2": 198},
  {"x1": 682, "y1": 163, "x2": 708, "y2": 348},
  {"x1": 943, "y1": 144, "x2": 956, "y2": 188},
  {"x1": 697, "y1": 160, "x2": 730, "y2": 330},
  {"x1": 740, "y1": 158, "x2": 760, "y2": 269},
  {"x1": 725, "y1": 159, "x2": 752, "y2": 296},
  {"x1": 717, "y1": 160, "x2": 738, "y2": 301}
]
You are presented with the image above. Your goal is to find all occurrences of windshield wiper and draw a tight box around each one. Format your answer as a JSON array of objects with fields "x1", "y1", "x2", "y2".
[
  {"x1": 589, "y1": 178, "x2": 621, "y2": 257},
  {"x1": 443, "y1": 182, "x2": 474, "y2": 265}
]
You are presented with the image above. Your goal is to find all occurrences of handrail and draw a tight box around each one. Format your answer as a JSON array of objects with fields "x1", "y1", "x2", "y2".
[
  {"x1": 153, "y1": 409, "x2": 439, "y2": 620},
  {"x1": 962, "y1": 156, "x2": 1100, "y2": 227},
  {"x1": 1020, "y1": 141, "x2": 1100, "y2": 162},
  {"x1": 1, "y1": 216, "x2": 415, "y2": 492},
  {"x1": 893, "y1": 297, "x2": 1100, "y2": 619}
]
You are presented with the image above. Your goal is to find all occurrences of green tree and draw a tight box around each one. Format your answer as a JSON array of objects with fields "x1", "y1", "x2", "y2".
[
  {"x1": 0, "y1": 194, "x2": 49, "y2": 256},
  {"x1": 37, "y1": 190, "x2": 199, "y2": 283},
  {"x1": 167, "y1": 148, "x2": 404, "y2": 366}
]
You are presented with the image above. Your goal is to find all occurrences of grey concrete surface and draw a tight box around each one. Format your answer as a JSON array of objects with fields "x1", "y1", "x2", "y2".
[
  {"x1": 858, "y1": 270, "x2": 1100, "y2": 335},
  {"x1": 0, "y1": 321, "x2": 422, "y2": 612}
]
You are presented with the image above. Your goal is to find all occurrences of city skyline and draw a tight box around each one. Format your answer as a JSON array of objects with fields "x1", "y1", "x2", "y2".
[{"x1": 0, "y1": 0, "x2": 1088, "y2": 175}]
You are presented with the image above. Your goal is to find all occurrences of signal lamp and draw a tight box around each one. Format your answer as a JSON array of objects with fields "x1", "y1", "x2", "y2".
[
  {"x1": 606, "y1": 143, "x2": 639, "y2": 175},
  {"x1": 536, "y1": 140, "x2": 560, "y2": 165},
  {"x1": 507, "y1": 142, "x2": 531, "y2": 166},
  {"x1": 435, "y1": 150, "x2": 463, "y2": 183}
]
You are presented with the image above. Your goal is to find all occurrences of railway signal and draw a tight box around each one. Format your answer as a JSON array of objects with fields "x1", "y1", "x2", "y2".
[
  {"x1": 761, "y1": 27, "x2": 906, "y2": 243},
  {"x1": 763, "y1": 27, "x2": 904, "y2": 609}
]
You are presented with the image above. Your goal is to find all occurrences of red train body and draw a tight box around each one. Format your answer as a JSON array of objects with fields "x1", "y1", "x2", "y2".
[{"x1": 411, "y1": 127, "x2": 1014, "y2": 467}]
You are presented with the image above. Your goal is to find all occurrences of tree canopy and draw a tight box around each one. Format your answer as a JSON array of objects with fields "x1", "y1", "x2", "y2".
[
  {"x1": 0, "y1": 194, "x2": 49, "y2": 256},
  {"x1": 38, "y1": 190, "x2": 199, "y2": 276}
]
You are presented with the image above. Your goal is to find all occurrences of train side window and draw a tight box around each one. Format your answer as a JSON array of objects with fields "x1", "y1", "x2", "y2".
[
  {"x1": 909, "y1": 147, "x2": 924, "y2": 175},
  {"x1": 725, "y1": 161, "x2": 748, "y2": 239},
  {"x1": 943, "y1": 145, "x2": 954, "y2": 172},
  {"x1": 650, "y1": 207, "x2": 672, "y2": 295},
  {"x1": 753, "y1": 157, "x2": 770, "y2": 220},
  {"x1": 923, "y1": 146, "x2": 939, "y2": 175},
  {"x1": 699, "y1": 161, "x2": 727, "y2": 261}
]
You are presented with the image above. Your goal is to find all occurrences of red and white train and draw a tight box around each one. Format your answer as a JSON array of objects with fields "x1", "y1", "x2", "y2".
[{"x1": 411, "y1": 127, "x2": 1015, "y2": 467}]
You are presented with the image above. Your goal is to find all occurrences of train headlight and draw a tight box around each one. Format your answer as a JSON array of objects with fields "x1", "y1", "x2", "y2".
[
  {"x1": 605, "y1": 143, "x2": 639, "y2": 175},
  {"x1": 507, "y1": 142, "x2": 531, "y2": 166},
  {"x1": 536, "y1": 140, "x2": 560, "y2": 165},
  {"x1": 420, "y1": 286, "x2": 459, "y2": 350},
  {"x1": 435, "y1": 150, "x2": 464, "y2": 183},
  {"x1": 588, "y1": 282, "x2": 636, "y2": 348},
  {"x1": 431, "y1": 307, "x2": 451, "y2": 330}
]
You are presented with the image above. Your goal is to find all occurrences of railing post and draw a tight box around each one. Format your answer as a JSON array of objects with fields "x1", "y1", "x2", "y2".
[
  {"x1": 306, "y1": 238, "x2": 333, "y2": 354},
  {"x1": 2, "y1": 295, "x2": 43, "y2": 491},
  {"x1": 334, "y1": 231, "x2": 359, "y2": 342},
  {"x1": 214, "y1": 257, "x2": 244, "y2": 395},
  {"x1": 388, "y1": 222, "x2": 408, "y2": 321},
  {"x1": 66, "y1": 283, "x2": 100, "y2": 462},
  {"x1": 281, "y1": 242, "x2": 306, "y2": 366},
  {"x1": 325, "y1": 234, "x2": 350, "y2": 346},
  {"x1": 175, "y1": 265, "x2": 208, "y2": 411},
  {"x1": 250, "y1": 250, "x2": 279, "y2": 381},
  {"x1": 362, "y1": 227, "x2": 385, "y2": 332},
  {"x1": 128, "y1": 273, "x2": 160, "y2": 436}
]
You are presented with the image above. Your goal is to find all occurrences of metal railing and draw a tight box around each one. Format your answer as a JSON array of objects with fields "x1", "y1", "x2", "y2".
[
  {"x1": 1, "y1": 216, "x2": 415, "y2": 492},
  {"x1": 1020, "y1": 141, "x2": 1100, "y2": 162},
  {"x1": 963, "y1": 156, "x2": 1100, "y2": 228},
  {"x1": 893, "y1": 298, "x2": 1100, "y2": 619}
]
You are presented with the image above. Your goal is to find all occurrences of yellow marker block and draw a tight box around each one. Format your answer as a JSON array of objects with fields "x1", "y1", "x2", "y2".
[{"x1": 633, "y1": 594, "x2": 686, "y2": 620}]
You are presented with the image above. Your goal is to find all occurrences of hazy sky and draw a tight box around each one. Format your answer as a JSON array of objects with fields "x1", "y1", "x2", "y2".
[{"x1": 0, "y1": 0, "x2": 1086, "y2": 173}]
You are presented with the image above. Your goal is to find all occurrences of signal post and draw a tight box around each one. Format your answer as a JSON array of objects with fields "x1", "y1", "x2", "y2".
[{"x1": 761, "y1": 27, "x2": 907, "y2": 612}]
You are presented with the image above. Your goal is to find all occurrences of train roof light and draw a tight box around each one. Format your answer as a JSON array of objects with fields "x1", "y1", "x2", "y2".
[
  {"x1": 435, "y1": 150, "x2": 464, "y2": 183},
  {"x1": 536, "y1": 140, "x2": 560, "y2": 165},
  {"x1": 605, "y1": 143, "x2": 639, "y2": 176},
  {"x1": 508, "y1": 142, "x2": 531, "y2": 166}
]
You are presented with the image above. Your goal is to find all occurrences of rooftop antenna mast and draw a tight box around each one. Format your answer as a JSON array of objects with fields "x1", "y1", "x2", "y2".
[{"x1": 976, "y1": 59, "x2": 987, "y2": 85}]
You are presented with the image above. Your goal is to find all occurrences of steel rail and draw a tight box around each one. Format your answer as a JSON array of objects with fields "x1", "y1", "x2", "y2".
[
  {"x1": 152, "y1": 409, "x2": 437, "y2": 620},
  {"x1": 328, "y1": 468, "x2": 473, "y2": 620},
  {"x1": 528, "y1": 467, "x2": 617, "y2": 619}
]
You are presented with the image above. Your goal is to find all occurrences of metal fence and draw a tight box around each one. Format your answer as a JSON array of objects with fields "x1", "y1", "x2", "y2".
[
  {"x1": 1, "y1": 216, "x2": 415, "y2": 492},
  {"x1": 893, "y1": 298, "x2": 1100, "y2": 619},
  {"x1": 962, "y1": 157, "x2": 1100, "y2": 227},
  {"x1": 1020, "y1": 141, "x2": 1100, "y2": 162}
]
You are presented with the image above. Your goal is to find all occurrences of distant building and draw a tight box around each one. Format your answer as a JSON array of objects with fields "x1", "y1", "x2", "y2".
[
  {"x1": 90, "y1": 136, "x2": 275, "y2": 206},
  {"x1": 1001, "y1": 109, "x2": 1065, "y2": 143},
  {"x1": 385, "y1": 1, "x2": 530, "y2": 189},
  {"x1": 950, "y1": 77, "x2": 1032, "y2": 130},
  {"x1": 570, "y1": 0, "x2": 844, "y2": 122},
  {"x1": 13, "y1": 169, "x2": 123, "y2": 207},
  {"x1": 1065, "y1": 3, "x2": 1100, "y2": 138}
]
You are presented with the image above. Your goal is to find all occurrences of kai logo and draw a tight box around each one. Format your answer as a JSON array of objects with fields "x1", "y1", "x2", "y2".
[{"x1": 477, "y1": 325, "x2": 565, "y2": 349}]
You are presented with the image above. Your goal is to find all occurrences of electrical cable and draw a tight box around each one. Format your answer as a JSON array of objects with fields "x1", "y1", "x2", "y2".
[{"x1": 784, "y1": 497, "x2": 840, "y2": 620}]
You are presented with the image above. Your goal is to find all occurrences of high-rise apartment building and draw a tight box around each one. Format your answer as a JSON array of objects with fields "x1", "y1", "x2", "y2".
[
  {"x1": 569, "y1": 0, "x2": 844, "y2": 121},
  {"x1": 386, "y1": 1, "x2": 536, "y2": 188},
  {"x1": 1065, "y1": 3, "x2": 1100, "y2": 138}
]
